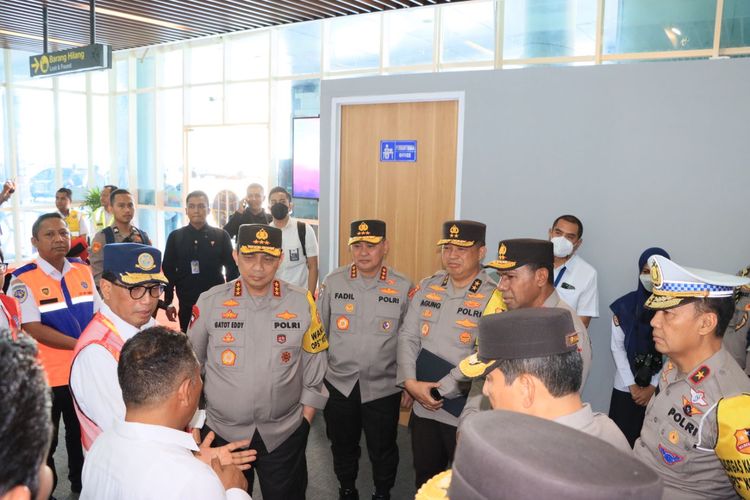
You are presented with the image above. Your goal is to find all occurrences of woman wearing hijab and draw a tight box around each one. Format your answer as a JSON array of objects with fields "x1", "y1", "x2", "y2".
[{"x1": 608, "y1": 247, "x2": 670, "y2": 447}]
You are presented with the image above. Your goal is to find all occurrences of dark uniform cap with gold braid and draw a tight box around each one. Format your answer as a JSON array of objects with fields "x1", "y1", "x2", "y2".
[
  {"x1": 348, "y1": 219, "x2": 386, "y2": 245},
  {"x1": 103, "y1": 243, "x2": 168, "y2": 286},
  {"x1": 485, "y1": 238, "x2": 553, "y2": 271},
  {"x1": 436, "y1": 220, "x2": 486, "y2": 247},
  {"x1": 238, "y1": 224, "x2": 282, "y2": 257},
  {"x1": 645, "y1": 255, "x2": 750, "y2": 310},
  {"x1": 459, "y1": 307, "x2": 578, "y2": 378}
]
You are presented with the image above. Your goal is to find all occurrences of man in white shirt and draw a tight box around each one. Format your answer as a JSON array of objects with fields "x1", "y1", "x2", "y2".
[
  {"x1": 548, "y1": 214, "x2": 598, "y2": 327},
  {"x1": 81, "y1": 325, "x2": 255, "y2": 500},
  {"x1": 268, "y1": 186, "x2": 319, "y2": 294}
]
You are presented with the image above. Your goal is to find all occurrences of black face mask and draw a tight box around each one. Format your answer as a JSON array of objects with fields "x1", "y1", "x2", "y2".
[{"x1": 271, "y1": 203, "x2": 289, "y2": 220}]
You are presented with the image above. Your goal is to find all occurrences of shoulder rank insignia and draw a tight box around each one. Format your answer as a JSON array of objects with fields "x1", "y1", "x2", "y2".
[
  {"x1": 234, "y1": 280, "x2": 242, "y2": 297},
  {"x1": 441, "y1": 275, "x2": 450, "y2": 287},
  {"x1": 469, "y1": 279, "x2": 482, "y2": 294},
  {"x1": 273, "y1": 280, "x2": 281, "y2": 297},
  {"x1": 350, "y1": 265, "x2": 358, "y2": 279},
  {"x1": 735, "y1": 311, "x2": 748, "y2": 331},
  {"x1": 690, "y1": 365, "x2": 710, "y2": 385},
  {"x1": 379, "y1": 266, "x2": 388, "y2": 281}
]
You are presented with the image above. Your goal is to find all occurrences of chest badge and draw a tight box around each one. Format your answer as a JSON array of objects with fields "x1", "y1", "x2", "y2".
[
  {"x1": 222, "y1": 332, "x2": 235, "y2": 343},
  {"x1": 345, "y1": 303, "x2": 355, "y2": 313},
  {"x1": 221, "y1": 349, "x2": 236, "y2": 366},
  {"x1": 336, "y1": 316, "x2": 350, "y2": 331},
  {"x1": 281, "y1": 351, "x2": 291, "y2": 363},
  {"x1": 422, "y1": 309, "x2": 433, "y2": 318},
  {"x1": 277, "y1": 334, "x2": 287, "y2": 344},
  {"x1": 382, "y1": 320, "x2": 392, "y2": 332},
  {"x1": 455, "y1": 319, "x2": 478, "y2": 329},
  {"x1": 463, "y1": 301, "x2": 481, "y2": 308},
  {"x1": 276, "y1": 310, "x2": 297, "y2": 320},
  {"x1": 222, "y1": 299, "x2": 239, "y2": 307},
  {"x1": 689, "y1": 388, "x2": 707, "y2": 406},
  {"x1": 459, "y1": 332, "x2": 472, "y2": 344},
  {"x1": 681, "y1": 396, "x2": 703, "y2": 417},
  {"x1": 668, "y1": 430, "x2": 679, "y2": 445},
  {"x1": 41, "y1": 287, "x2": 50, "y2": 296},
  {"x1": 421, "y1": 323, "x2": 430, "y2": 337},
  {"x1": 379, "y1": 287, "x2": 398, "y2": 295},
  {"x1": 658, "y1": 444, "x2": 684, "y2": 465},
  {"x1": 222, "y1": 310, "x2": 238, "y2": 319},
  {"x1": 735, "y1": 429, "x2": 750, "y2": 454},
  {"x1": 425, "y1": 293, "x2": 442, "y2": 301}
]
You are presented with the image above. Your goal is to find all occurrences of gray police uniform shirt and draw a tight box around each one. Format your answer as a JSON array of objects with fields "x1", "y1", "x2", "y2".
[
  {"x1": 317, "y1": 264, "x2": 413, "y2": 403},
  {"x1": 397, "y1": 269, "x2": 504, "y2": 427},
  {"x1": 457, "y1": 289, "x2": 592, "y2": 429},
  {"x1": 554, "y1": 403, "x2": 631, "y2": 453},
  {"x1": 723, "y1": 289, "x2": 750, "y2": 373},
  {"x1": 188, "y1": 278, "x2": 329, "y2": 453},
  {"x1": 634, "y1": 348, "x2": 750, "y2": 499}
]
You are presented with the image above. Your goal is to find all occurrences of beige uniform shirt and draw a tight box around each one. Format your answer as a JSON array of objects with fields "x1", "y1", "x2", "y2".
[
  {"x1": 723, "y1": 291, "x2": 750, "y2": 373},
  {"x1": 555, "y1": 403, "x2": 631, "y2": 453},
  {"x1": 634, "y1": 348, "x2": 750, "y2": 499},
  {"x1": 317, "y1": 264, "x2": 412, "y2": 403},
  {"x1": 89, "y1": 225, "x2": 150, "y2": 287},
  {"x1": 397, "y1": 269, "x2": 504, "y2": 427},
  {"x1": 188, "y1": 278, "x2": 329, "y2": 453}
]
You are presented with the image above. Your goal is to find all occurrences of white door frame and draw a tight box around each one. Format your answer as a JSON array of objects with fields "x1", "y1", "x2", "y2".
[{"x1": 327, "y1": 91, "x2": 466, "y2": 268}]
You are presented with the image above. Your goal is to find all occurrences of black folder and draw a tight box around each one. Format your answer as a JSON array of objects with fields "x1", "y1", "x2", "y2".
[{"x1": 415, "y1": 348, "x2": 467, "y2": 418}]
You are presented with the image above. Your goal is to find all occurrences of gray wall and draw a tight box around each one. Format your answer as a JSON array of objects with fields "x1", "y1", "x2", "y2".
[{"x1": 319, "y1": 58, "x2": 750, "y2": 412}]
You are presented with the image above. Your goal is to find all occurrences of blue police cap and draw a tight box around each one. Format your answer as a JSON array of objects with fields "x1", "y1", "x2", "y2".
[{"x1": 103, "y1": 243, "x2": 168, "y2": 286}]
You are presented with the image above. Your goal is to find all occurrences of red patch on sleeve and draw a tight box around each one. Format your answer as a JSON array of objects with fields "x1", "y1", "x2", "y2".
[
  {"x1": 189, "y1": 305, "x2": 200, "y2": 329},
  {"x1": 408, "y1": 286, "x2": 420, "y2": 300}
]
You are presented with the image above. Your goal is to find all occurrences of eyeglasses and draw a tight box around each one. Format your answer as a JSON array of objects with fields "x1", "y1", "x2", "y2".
[
  {"x1": 111, "y1": 281, "x2": 164, "y2": 300},
  {"x1": 0, "y1": 263, "x2": 7, "y2": 273}
]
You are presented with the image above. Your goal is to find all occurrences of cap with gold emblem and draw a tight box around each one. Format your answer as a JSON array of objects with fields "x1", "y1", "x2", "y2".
[
  {"x1": 103, "y1": 243, "x2": 168, "y2": 286},
  {"x1": 348, "y1": 219, "x2": 386, "y2": 245},
  {"x1": 645, "y1": 255, "x2": 750, "y2": 310},
  {"x1": 485, "y1": 238, "x2": 553, "y2": 271},
  {"x1": 459, "y1": 307, "x2": 578, "y2": 378},
  {"x1": 237, "y1": 224, "x2": 282, "y2": 257},
  {"x1": 436, "y1": 220, "x2": 486, "y2": 247}
]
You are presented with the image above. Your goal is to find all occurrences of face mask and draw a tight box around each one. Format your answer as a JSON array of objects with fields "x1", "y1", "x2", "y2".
[
  {"x1": 551, "y1": 236, "x2": 574, "y2": 258},
  {"x1": 270, "y1": 203, "x2": 289, "y2": 220},
  {"x1": 639, "y1": 273, "x2": 653, "y2": 292}
]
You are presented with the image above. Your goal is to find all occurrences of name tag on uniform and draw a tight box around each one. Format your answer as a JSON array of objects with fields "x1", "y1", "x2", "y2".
[
  {"x1": 289, "y1": 248, "x2": 300, "y2": 262},
  {"x1": 191, "y1": 260, "x2": 200, "y2": 274}
]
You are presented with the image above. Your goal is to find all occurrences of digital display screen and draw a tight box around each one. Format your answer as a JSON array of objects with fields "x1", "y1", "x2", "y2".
[{"x1": 292, "y1": 117, "x2": 320, "y2": 199}]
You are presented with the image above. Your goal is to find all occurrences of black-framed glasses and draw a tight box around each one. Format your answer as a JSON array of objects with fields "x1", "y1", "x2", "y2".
[
  {"x1": 112, "y1": 281, "x2": 164, "y2": 300},
  {"x1": 0, "y1": 263, "x2": 7, "y2": 273}
]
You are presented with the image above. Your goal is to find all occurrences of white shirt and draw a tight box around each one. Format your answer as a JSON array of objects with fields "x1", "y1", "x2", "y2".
[
  {"x1": 10, "y1": 256, "x2": 102, "y2": 323},
  {"x1": 553, "y1": 254, "x2": 599, "y2": 318},
  {"x1": 81, "y1": 420, "x2": 251, "y2": 500},
  {"x1": 610, "y1": 318, "x2": 660, "y2": 392},
  {"x1": 70, "y1": 303, "x2": 156, "y2": 436},
  {"x1": 274, "y1": 217, "x2": 318, "y2": 288}
]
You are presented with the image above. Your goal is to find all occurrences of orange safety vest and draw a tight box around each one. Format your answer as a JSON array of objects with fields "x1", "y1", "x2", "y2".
[
  {"x1": 12, "y1": 260, "x2": 95, "y2": 387},
  {"x1": 70, "y1": 313, "x2": 124, "y2": 451}
]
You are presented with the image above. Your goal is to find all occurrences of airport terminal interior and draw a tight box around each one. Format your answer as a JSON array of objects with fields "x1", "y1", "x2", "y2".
[{"x1": 2, "y1": 1, "x2": 750, "y2": 499}]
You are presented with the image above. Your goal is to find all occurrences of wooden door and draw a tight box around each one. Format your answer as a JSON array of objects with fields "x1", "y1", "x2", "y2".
[{"x1": 338, "y1": 100, "x2": 458, "y2": 284}]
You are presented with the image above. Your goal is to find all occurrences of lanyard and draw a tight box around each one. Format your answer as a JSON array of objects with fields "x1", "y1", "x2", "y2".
[{"x1": 554, "y1": 266, "x2": 567, "y2": 288}]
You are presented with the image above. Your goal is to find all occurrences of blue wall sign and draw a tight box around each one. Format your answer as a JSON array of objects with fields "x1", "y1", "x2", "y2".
[{"x1": 380, "y1": 140, "x2": 417, "y2": 162}]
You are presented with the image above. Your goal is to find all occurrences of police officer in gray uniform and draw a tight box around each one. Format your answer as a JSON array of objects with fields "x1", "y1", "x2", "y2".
[
  {"x1": 722, "y1": 264, "x2": 750, "y2": 373},
  {"x1": 397, "y1": 220, "x2": 505, "y2": 488},
  {"x1": 634, "y1": 255, "x2": 750, "y2": 500},
  {"x1": 188, "y1": 224, "x2": 329, "y2": 500},
  {"x1": 318, "y1": 219, "x2": 413, "y2": 500}
]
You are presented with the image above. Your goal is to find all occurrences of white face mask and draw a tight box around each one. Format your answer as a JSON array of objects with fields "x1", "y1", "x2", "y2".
[
  {"x1": 551, "y1": 236, "x2": 574, "y2": 258},
  {"x1": 639, "y1": 273, "x2": 653, "y2": 292}
]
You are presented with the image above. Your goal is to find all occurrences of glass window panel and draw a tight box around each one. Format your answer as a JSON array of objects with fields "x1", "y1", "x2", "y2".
[
  {"x1": 18, "y1": 209, "x2": 50, "y2": 260},
  {"x1": 0, "y1": 49, "x2": 5, "y2": 84},
  {"x1": 136, "y1": 208, "x2": 156, "y2": 244},
  {"x1": 115, "y1": 58, "x2": 129, "y2": 92},
  {"x1": 188, "y1": 43, "x2": 223, "y2": 85},
  {"x1": 504, "y1": 0, "x2": 596, "y2": 59},
  {"x1": 325, "y1": 14, "x2": 380, "y2": 71},
  {"x1": 91, "y1": 95, "x2": 111, "y2": 185},
  {"x1": 136, "y1": 92, "x2": 155, "y2": 205},
  {"x1": 91, "y1": 68, "x2": 109, "y2": 93},
  {"x1": 158, "y1": 49, "x2": 183, "y2": 87},
  {"x1": 0, "y1": 88, "x2": 5, "y2": 177},
  {"x1": 161, "y1": 210, "x2": 183, "y2": 244},
  {"x1": 721, "y1": 0, "x2": 750, "y2": 48},
  {"x1": 603, "y1": 0, "x2": 716, "y2": 54},
  {"x1": 441, "y1": 1, "x2": 495, "y2": 63},
  {"x1": 274, "y1": 22, "x2": 322, "y2": 76},
  {"x1": 227, "y1": 33, "x2": 270, "y2": 80},
  {"x1": 14, "y1": 89, "x2": 55, "y2": 204},
  {"x1": 225, "y1": 82, "x2": 269, "y2": 123},
  {"x1": 157, "y1": 89, "x2": 183, "y2": 208},
  {"x1": 186, "y1": 85, "x2": 222, "y2": 125},
  {"x1": 385, "y1": 7, "x2": 435, "y2": 67},
  {"x1": 136, "y1": 55, "x2": 156, "y2": 89},
  {"x1": 58, "y1": 93, "x2": 88, "y2": 200},
  {"x1": 10, "y1": 49, "x2": 33, "y2": 83},
  {"x1": 115, "y1": 94, "x2": 129, "y2": 188},
  {"x1": 0, "y1": 211, "x2": 15, "y2": 262},
  {"x1": 57, "y1": 72, "x2": 86, "y2": 92}
]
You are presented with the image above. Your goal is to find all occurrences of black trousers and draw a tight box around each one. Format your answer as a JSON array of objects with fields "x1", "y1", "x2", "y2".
[
  {"x1": 204, "y1": 419, "x2": 310, "y2": 500},
  {"x1": 409, "y1": 412, "x2": 457, "y2": 489},
  {"x1": 609, "y1": 388, "x2": 647, "y2": 447},
  {"x1": 177, "y1": 296, "x2": 197, "y2": 333},
  {"x1": 48, "y1": 385, "x2": 84, "y2": 491},
  {"x1": 323, "y1": 381, "x2": 401, "y2": 493}
]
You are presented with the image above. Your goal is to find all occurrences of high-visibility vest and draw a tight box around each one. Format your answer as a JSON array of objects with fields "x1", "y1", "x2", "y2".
[
  {"x1": 715, "y1": 393, "x2": 750, "y2": 499},
  {"x1": 70, "y1": 312, "x2": 124, "y2": 451}
]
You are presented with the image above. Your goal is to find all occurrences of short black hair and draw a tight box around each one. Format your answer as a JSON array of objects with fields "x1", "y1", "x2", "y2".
[
  {"x1": 526, "y1": 262, "x2": 554, "y2": 285},
  {"x1": 246, "y1": 183, "x2": 264, "y2": 192},
  {"x1": 118, "y1": 326, "x2": 199, "y2": 408},
  {"x1": 186, "y1": 190, "x2": 209, "y2": 205},
  {"x1": 56, "y1": 187, "x2": 72, "y2": 200},
  {"x1": 0, "y1": 331, "x2": 52, "y2": 498},
  {"x1": 103, "y1": 184, "x2": 118, "y2": 192},
  {"x1": 496, "y1": 350, "x2": 582, "y2": 398},
  {"x1": 692, "y1": 297, "x2": 735, "y2": 338},
  {"x1": 110, "y1": 188, "x2": 132, "y2": 206},
  {"x1": 268, "y1": 186, "x2": 291, "y2": 203},
  {"x1": 32, "y1": 212, "x2": 65, "y2": 239},
  {"x1": 552, "y1": 215, "x2": 583, "y2": 239}
]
